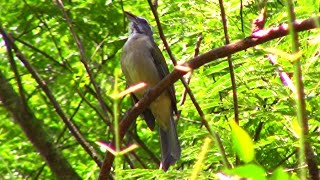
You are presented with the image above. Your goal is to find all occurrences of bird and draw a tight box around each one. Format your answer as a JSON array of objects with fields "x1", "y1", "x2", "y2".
[{"x1": 120, "y1": 11, "x2": 181, "y2": 171}]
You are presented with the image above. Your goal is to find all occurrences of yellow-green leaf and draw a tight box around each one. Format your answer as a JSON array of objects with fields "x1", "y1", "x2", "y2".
[{"x1": 229, "y1": 120, "x2": 255, "y2": 163}]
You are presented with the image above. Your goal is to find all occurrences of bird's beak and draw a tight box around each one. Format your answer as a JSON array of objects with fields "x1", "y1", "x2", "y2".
[{"x1": 124, "y1": 11, "x2": 138, "y2": 23}]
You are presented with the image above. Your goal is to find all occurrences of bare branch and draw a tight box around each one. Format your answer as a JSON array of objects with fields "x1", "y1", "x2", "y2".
[
  {"x1": 147, "y1": 0, "x2": 213, "y2": 141},
  {"x1": 218, "y1": 0, "x2": 237, "y2": 167},
  {"x1": 180, "y1": 33, "x2": 203, "y2": 106}
]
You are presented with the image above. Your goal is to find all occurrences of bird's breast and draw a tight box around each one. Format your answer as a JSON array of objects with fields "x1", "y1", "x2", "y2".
[{"x1": 121, "y1": 34, "x2": 161, "y2": 97}]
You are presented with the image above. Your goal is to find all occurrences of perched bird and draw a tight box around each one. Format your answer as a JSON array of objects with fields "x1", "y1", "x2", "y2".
[{"x1": 121, "y1": 11, "x2": 181, "y2": 171}]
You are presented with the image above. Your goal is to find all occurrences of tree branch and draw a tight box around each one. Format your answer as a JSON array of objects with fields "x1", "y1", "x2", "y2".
[
  {"x1": 0, "y1": 71, "x2": 81, "y2": 179},
  {"x1": 0, "y1": 25, "x2": 102, "y2": 168},
  {"x1": 54, "y1": 0, "x2": 112, "y2": 122},
  {"x1": 97, "y1": 16, "x2": 320, "y2": 179},
  {"x1": 147, "y1": 0, "x2": 221, "y2": 140}
]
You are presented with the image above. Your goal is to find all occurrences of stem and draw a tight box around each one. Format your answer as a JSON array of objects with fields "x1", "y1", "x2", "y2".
[
  {"x1": 113, "y1": 71, "x2": 121, "y2": 178},
  {"x1": 285, "y1": 1, "x2": 308, "y2": 179}
]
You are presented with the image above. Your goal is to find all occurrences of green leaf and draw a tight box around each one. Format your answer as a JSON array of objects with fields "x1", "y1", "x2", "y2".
[
  {"x1": 230, "y1": 120, "x2": 255, "y2": 163},
  {"x1": 270, "y1": 167, "x2": 290, "y2": 180},
  {"x1": 224, "y1": 164, "x2": 267, "y2": 180}
]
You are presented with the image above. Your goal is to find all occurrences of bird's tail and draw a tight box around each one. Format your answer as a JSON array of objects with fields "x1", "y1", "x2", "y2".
[{"x1": 159, "y1": 116, "x2": 181, "y2": 171}]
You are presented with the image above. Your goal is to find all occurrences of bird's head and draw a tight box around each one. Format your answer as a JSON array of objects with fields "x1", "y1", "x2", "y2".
[{"x1": 125, "y1": 11, "x2": 153, "y2": 38}]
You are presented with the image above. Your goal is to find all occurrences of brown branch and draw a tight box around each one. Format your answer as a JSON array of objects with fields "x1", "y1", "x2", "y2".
[
  {"x1": 97, "y1": 15, "x2": 320, "y2": 179},
  {"x1": 304, "y1": 143, "x2": 319, "y2": 179},
  {"x1": 124, "y1": 154, "x2": 135, "y2": 169},
  {"x1": 22, "y1": 0, "x2": 67, "y2": 67},
  {"x1": 252, "y1": 0, "x2": 267, "y2": 32},
  {"x1": 54, "y1": 0, "x2": 112, "y2": 122},
  {"x1": 218, "y1": 0, "x2": 238, "y2": 167},
  {"x1": 180, "y1": 33, "x2": 203, "y2": 106},
  {"x1": 253, "y1": 121, "x2": 264, "y2": 142},
  {"x1": 147, "y1": 0, "x2": 213, "y2": 137},
  {"x1": 5, "y1": 34, "x2": 27, "y2": 107},
  {"x1": 0, "y1": 71, "x2": 81, "y2": 179},
  {"x1": 0, "y1": 26, "x2": 102, "y2": 167},
  {"x1": 13, "y1": 37, "x2": 69, "y2": 71},
  {"x1": 219, "y1": 0, "x2": 239, "y2": 125}
]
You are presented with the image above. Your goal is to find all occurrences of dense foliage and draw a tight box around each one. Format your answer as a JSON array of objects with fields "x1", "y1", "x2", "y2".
[{"x1": 0, "y1": 0, "x2": 319, "y2": 179}]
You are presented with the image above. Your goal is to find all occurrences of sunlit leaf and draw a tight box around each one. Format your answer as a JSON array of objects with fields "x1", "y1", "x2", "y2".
[
  {"x1": 224, "y1": 164, "x2": 266, "y2": 180},
  {"x1": 230, "y1": 120, "x2": 255, "y2": 163}
]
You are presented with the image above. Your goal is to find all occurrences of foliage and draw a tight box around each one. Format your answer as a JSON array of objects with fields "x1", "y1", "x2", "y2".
[{"x1": 0, "y1": 0, "x2": 319, "y2": 179}]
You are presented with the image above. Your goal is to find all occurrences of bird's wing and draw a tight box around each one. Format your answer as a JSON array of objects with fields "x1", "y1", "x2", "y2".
[
  {"x1": 121, "y1": 56, "x2": 156, "y2": 130},
  {"x1": 131, "y1": 93, "x2": 156, "y2": 130},
  {"x1": 150, "y1": 42, "x2": 178, "y2": 116}
]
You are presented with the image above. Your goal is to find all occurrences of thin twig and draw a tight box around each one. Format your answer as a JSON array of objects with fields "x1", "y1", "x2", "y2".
[
  {"x1": 55, "y1": 0, "x2": 111, "y2": 122},
  {"x1": 5, "y1": 34, "x2": 27, "y2": 107},
  {"x1": 130, "y1": 152, "x2": 148, "y2": 169},
  {"x1": 219, "y1": 0, "x2": 239, "y2": 125},
  {"x1": 14, "y1": 37, "x2": 69, "y2": 71},
  {"x1": 22, "y1": 0, "x2": 67, "y2": 66},
  {"x1": 240, "y1": 0, "x2": 244, "y2": 33},
  {"x1": 123, "y1": 154, "x2": 135, "y2": 169},
  {"x1": 271, "y1": 150, "x2": 296, "y2": 171},
  {"x1": 76, "y1": 89, "x2": 111, "y2": 126},
  {"x1": 219, "y1": 0, "x2": 239, "y2": 166},
  {"x1": 180, "y1": 33, "x2": 203, "y2": 106},
  {"x1": 214, "y1": 132, "x2": 232, "y2": 168},
  {"x1": 265, "y1": 54, "x2": 296, "y2": 93},
  {"x1": 147, "y1": 0, "x2": 214, "y2": 136}
]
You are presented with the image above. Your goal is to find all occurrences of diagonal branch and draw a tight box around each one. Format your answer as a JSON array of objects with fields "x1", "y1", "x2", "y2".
[
  {"x1": 0, "y1": 25, "x2": 102, "y2": 167},
  {"x1": 180, "y1": 33, "x2": 203, "y2": 106},
  {"x1": 0, "y1": 67, "x2": 81, "y2": 179},
  {"x1": 147, "y1": 0, "x2": 214, "y2": 138},
  {"x1": 54, "y1": 0, "x2": 112, "y2": 122},
  {"x1": 97, "y1": 16, "x2": 320, "y2": 179}
]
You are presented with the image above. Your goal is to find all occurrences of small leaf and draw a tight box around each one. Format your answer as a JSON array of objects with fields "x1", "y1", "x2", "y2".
[
  {"x1": 291, "y1": 117, "x2": 302, "y2": 138},
  {"x1": 229, "y1": 120, "x2": 255, "y2": 163}
]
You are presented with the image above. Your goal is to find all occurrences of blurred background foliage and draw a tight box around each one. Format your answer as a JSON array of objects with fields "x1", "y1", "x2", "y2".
[{"x1": 0, "y1": 0, "x2": 319, "y2": 179}]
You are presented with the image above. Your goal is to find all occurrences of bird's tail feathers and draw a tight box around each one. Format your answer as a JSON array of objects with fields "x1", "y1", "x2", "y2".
[{"x1": 159, "y1": 116, "x2": 181, "y2": 171}]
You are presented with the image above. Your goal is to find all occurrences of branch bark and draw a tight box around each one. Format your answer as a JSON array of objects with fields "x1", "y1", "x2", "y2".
[{"x1": 0, "y1": 71, "x2": 81, "y2": 180}]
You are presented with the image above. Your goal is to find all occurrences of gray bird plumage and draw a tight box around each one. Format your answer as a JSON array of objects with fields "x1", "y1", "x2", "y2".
[{"x1": 121, "y1": 11, "x2": 181, "y2": 171}]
